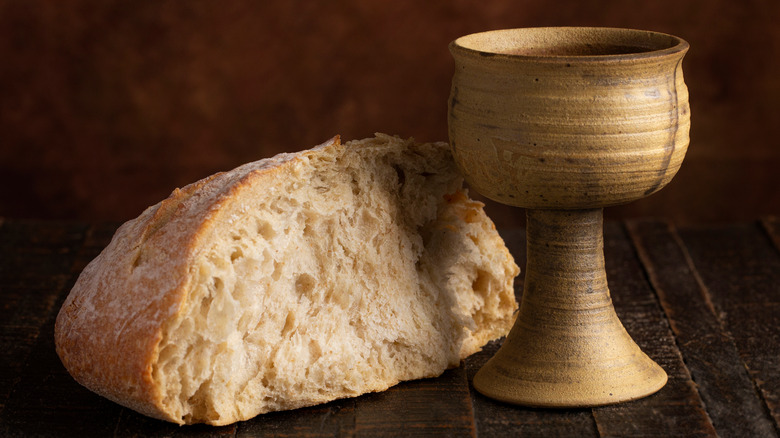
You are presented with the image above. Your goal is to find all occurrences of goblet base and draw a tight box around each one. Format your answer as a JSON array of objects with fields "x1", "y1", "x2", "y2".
[{"x1": 473, "y1": 208, "x2": 666, "y2": 407}]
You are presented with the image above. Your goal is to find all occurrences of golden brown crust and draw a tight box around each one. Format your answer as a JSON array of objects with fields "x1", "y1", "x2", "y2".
[{"x1": 55, "y1": 137, "x2": 341, "y2": 423}]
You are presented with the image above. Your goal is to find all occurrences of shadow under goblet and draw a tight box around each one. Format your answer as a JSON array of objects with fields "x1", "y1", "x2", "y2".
[{"x1": 448, "y1": 27, "x2": 690, "y2": 407}]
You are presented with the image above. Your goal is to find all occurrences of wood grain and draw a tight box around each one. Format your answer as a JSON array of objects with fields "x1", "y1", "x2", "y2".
[
  {"x1": 0, "y1": 222, "x2": 124, "y2": 437},
  {"x1": 238, "y1": 398, "x2": 355, "y2": 438},
  {"x1": 239, "y1": 366, "x2": 477, "y2": 437},
  {"x1": 679, "y1": 222, "x2": 780, "y2": 433},
  {"x1": 353, "y1": 367, "x2": 475, "y2": 437},
  {"x1": 627, "y1": 219, "x2": 776, "y2": 437},
  {"x1": 0, "y1": 221, "x2": 87, "y2": 412},
  {"x1": 1, "y1": 220, "x2": 778, "y2": 436},
  {"x1": 591, "y1": 223, "x2": 716, "y2": 437}
]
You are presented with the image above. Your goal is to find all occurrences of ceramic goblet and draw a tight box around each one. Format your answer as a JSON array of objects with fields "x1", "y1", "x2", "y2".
[{"x1": 448, "y1": 27, "x2": 690, "y2": 406}]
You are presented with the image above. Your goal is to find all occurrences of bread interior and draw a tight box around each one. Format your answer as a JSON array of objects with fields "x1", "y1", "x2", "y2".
[{"x1": 149, "y1": 136, "x2": 517, "y2": 424}]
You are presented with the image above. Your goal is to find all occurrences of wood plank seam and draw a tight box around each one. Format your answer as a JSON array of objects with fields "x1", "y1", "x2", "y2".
[
  {"x1": 626, "y1": 221, "x2": 721, "y2": 428},
  {"x1": 623, "y1": 222, "x2": 699, "y2": 386},
  {"x1": 7, "y1": 220, "x2": 778, "y2": 436},
  {"x1": 111, "y1": 409, "x2": 127, "y2": 438},
  {"x1": 612, "y1": 221, "x2": 716, "y2": 434},
  {"x1": 628, "y1": 219, "x2": 779, "y2": 437},
  {"x1": 680, "y1": 222, "x2": 780, "y2": 436},
  {"x1": 590, "y1": 223, "x2": 715, "y2": 437},
  {"x1": 459, "y1": 362, "x2": 479, "y2": 438},
  {"x1": 668, "y1": 222, "x2": 730, "y2": 341}
]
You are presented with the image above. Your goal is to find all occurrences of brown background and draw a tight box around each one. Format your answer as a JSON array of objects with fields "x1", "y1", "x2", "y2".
[{"x1": 1, "y1": 0, "x2": 778, "y2": 228}]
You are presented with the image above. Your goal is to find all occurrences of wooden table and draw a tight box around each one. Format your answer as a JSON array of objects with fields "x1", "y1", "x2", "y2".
[{"x1": 1, "y1": 218, "x2": 779, "y2": 437}]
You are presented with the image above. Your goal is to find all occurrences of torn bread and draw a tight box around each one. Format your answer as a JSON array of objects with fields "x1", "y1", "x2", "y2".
[{"x1": 54, "y1": 134, "x2": 519, "y2": 425}]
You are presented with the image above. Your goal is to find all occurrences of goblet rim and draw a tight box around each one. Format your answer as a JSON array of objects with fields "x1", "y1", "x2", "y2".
[{"x1": 450, "y1": 26, "x2": 689, "y2": 64}]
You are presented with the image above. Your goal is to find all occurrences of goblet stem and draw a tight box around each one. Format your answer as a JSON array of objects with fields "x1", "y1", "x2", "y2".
[{"x1": 473, "y1": 208, "x2": 667, "y2": 407}]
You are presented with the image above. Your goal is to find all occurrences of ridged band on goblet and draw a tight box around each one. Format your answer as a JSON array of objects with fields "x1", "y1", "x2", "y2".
[{"x1": 448, "y1": 27, "x2": 690, "y2": 209}]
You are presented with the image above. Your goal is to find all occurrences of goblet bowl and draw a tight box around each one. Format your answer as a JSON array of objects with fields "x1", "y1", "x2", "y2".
[{"x1": 449, "y1": 27, "x2": 690, "y2": 210}]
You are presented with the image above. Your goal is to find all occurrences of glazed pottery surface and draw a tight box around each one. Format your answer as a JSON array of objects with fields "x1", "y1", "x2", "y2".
[{"x1": 448, "y1": 27, "x2": 690, "y2": 407}]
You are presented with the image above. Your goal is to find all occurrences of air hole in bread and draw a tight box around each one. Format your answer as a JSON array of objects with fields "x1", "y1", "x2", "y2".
[
  {"x1": 237, "y1": 310, "x2": 252, "y2": 334},
  {"x1": 309, "y1": 340, "x2": 322, "y2": 361},
  {"x1": 281, "y1": 312, "x2": 296, "y2": 337},
  {"x1": 350, "y1": 175, "x2": 361, "y2": 196},
  {"x1": 472, "y1": 270, "x2": 490, "y2": 295},
  {"x1": 188, "y1": 381, "x2": 218, "y2": 422},
  {"x1": 271, "y1": 261, "x2": 283, "y2": 281},
  {"x1": 158, "y1": 344, "x2": 177, "y2": 365},
  {"x1": 256, "y1": 220, "x2": 275, "y2": 240},
  {"x1": 392, "y1": 164, "x2": 406, "y2": 188},
  {"x1": 199, "y1": 294, "x2": 213, "y2": 321},
  {"x1": 295, "y1": 274, "x2": 315, "y2": 297}
]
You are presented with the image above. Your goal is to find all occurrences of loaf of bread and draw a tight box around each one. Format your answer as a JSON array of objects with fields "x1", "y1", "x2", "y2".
[{"x1": 55, "y1": 134, "x2": 519, "y2": 425}]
